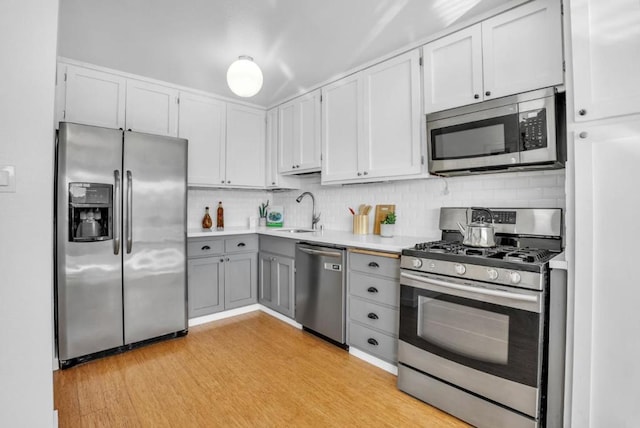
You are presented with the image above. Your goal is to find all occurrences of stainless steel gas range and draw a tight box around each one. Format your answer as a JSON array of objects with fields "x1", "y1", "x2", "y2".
[{"x1": 397, "y1": 207, "x2": 566, "y2": 428}]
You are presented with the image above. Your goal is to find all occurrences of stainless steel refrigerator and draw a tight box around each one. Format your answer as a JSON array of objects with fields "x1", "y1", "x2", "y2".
[{"x1": 55, "y1": 122, "x2": 188, "y2": 368}]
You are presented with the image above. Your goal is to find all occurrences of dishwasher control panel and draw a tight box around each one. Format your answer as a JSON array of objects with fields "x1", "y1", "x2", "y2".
[{"x1": 324, "y1": 263, "x2": 342, "y2": 271}]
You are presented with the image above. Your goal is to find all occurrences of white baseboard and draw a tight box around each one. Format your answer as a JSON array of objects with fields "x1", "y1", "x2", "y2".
[
  {"x1": 258, "y1": 306, "x2": 302, "y2": 329},
  {"x1": 349, "y1": 347, "x2": 398, "y2": 375},
  {"x1": 188, "y1": 304, "x2": 261, "y2": 327},
  {"x1": 53, "y1": 357, "x2": 59, "y2": 371}
]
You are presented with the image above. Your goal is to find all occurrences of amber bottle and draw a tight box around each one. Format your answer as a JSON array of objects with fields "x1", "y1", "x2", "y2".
[
  {"x1": 202, "y1": 206, "x2": 213, "y2": 229},
  {"x1": 216, "y1": 201, "x2": 224, "y2": 230}
]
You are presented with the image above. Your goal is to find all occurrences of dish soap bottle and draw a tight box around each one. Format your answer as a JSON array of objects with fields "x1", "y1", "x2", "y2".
[
  {"x1": 202, "y1": 206, "x2": 213, "y2": 229},
  {"x1": 216, "y1": 201, "x2": 224, "y2": 231}
]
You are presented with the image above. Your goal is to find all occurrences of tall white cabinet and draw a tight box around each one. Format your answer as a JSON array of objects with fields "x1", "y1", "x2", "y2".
[
  {"x1": 568, "y1": 0, "x2": 640, "y2": 426},
  {"x1": 322, "y1": 49, "x2": 422, "y2": 184},
  {"x1": 225, "y1": 104, "x2": 265, "y2": 187},
  {"x1": 423, "y1": 0, "x2": 563, "y2": 113}
]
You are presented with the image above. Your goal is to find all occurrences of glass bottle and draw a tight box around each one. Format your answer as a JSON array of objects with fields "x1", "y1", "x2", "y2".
[
  {"x1": 202, "y1": 206, "x2": 213, "y2": 229},
  {"x1": 216, "y1": 201, "x2": 224, "y2": 231}
]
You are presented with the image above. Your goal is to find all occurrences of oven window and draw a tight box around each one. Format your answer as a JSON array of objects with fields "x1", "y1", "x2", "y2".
[
  {"x1": 431, "y1": 115, "x2": 520, "y2": 160},
  {"x1": 400, "y1": 285, "x2": 541, "y2": 387},
  {"x1": 418, "y1": 296, "x2": 509, "y2": 364}
]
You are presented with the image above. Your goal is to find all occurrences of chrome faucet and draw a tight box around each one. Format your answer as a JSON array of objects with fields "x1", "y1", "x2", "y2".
[{"x1": 295, "y1": 191, "x2": 321, "y2": 229}]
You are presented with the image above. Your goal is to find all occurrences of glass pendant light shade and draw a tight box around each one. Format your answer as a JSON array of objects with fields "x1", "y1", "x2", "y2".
[{"x1": 226, "y1": 55, "x2": 263, "y2": 97}]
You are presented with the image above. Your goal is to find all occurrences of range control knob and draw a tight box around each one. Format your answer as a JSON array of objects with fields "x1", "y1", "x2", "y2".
[
  {"x1": 510, "y1": 272, "x2": 522, "y2": 284},
  {"x1": 487, "y1": 268, "x2": 499, "y2": 280},
  {"x1": 454, "y1": 264, "x2": 466, "y2": 275},
  {"x1": 428, "y1": 262, "x2": 436, "y2": 270},
  {"x1": 412, "y1": 258, "x2": 423, "y2": 269}
]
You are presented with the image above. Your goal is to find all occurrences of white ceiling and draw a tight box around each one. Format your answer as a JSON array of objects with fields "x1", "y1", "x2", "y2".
[{"x1": 57, "y1": 0, "x2": 515, "y2": 107}]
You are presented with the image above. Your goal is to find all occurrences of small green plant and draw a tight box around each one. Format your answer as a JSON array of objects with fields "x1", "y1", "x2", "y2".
[
  {"x1": 382, "y1": 212, "x2": 396, "y2": 225},
  {"x1": 258, "y1": 200, "x2": 269, "y2": 218}
]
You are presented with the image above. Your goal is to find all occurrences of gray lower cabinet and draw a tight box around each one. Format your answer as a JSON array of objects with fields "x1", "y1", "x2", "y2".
[
  {"x1": 187, "y1": 235, "x2": 258, "y2": 318},
  {"x1": 258, "y1": 236, "x2": 296, "y2": 318},
  {"x1": 347, "y1": 249, "x2": 401, "y2": 363}
]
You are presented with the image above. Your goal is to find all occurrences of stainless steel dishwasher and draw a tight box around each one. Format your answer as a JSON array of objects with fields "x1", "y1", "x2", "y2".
[{"x1": 295, "y1": 243, "x2": 346, "y2": 345}]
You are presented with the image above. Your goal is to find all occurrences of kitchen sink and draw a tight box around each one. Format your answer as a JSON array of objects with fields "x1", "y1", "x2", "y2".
[{"x1": 274, "y1": 228, "x2": 315, "y2": 233}]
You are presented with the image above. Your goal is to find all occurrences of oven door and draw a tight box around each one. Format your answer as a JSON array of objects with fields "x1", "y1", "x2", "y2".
[
  {"x1": 398, "y1": 270, "x2": 544, "y2": 417},
  {"x1": 428, "y1": 104, "x2": 520, "y2": 173}
]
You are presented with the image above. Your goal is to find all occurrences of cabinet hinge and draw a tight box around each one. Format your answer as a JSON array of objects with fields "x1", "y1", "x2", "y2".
[
  {"x1": 176, "y1": 96, "x2": 180, "y2": 105},
  {"x1": 64, "y1": 73, "x2": 67, "y2": 82},
  {"x1": 560, "y1": 1, "x2": 564, "y2": 15},
  {"x1": 320, "y1": 95, "x2": 323, "y2": 103},
  {"x1": 63, "y1": 110, "x2": 66, "y2": 119},
  {"x1": 563, "y1": 60, "x2": 566, "y2": 72},
  {"x1": 421, "y1": 155, "x2": 424, "y2": 165},
  {"x1": 419, "y1": 57, "x2": 423, "y2": 67}
]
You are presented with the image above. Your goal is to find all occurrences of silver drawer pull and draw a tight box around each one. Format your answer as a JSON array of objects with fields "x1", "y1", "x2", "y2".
[
  {"x1": 367, "y1": 338, "x2": 378, "y2": 346},
  {"x1": 367, "y1": 313, "x2": 379, "y2": 320}
]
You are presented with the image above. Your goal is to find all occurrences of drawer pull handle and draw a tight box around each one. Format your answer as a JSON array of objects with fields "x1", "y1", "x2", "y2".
[
  {"x1": 367, "y1": 312, "x2": 379, "y2": 320},
  {"x1": 368, "y1": 262, "x2": 380, "y2": 268},
  {"x1": 220, "y1": 258, "x2": 224, "y2": 263},
  {"x1": 367, "y1": 338, "x2": 379, "y2": 346},
  {"x1": 201, "y1": 245, "x2": 211, "y2": 250},
  {"x1": 237, "y1": 242, "x2": 246, "y2": 247},
  {"x1": 367, "y1": 287, "x2": 378, "y2": 294}
]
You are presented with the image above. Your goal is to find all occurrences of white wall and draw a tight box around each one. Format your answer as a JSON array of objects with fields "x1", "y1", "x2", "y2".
[
  {"x1": 272, "y1": 170, "x2": 566, "y2": 238},
  {"x1": 187, "y1": 188, "x2": 269, "y2": 230},
  {"x1": 0, "y1": 1, "x2": 59, "y2": 426}
]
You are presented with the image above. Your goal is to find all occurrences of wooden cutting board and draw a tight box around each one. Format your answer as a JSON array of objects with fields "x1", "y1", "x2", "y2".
[{"x1": 373, "y1": 204, "x2": 395, "y2": 235}]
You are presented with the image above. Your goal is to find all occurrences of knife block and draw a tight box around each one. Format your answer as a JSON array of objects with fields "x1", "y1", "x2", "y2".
[{"x1": 353, "y1": 215, "x2": 369, "y2": 235}]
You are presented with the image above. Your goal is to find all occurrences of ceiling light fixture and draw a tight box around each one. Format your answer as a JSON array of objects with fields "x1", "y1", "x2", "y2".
[{"x1": 226, "y1": 55, "x2": 263, "y2": 97}]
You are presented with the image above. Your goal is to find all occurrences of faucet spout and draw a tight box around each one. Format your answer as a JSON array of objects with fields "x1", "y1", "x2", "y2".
[{"x1": 295, "y1": 191, "x2": 321, "y2": 229}]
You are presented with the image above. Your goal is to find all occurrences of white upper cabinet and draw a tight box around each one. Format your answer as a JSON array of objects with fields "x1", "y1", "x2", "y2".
[
  {"x1": 278, "y1": 90, "x2": 321, "y2": 174},
  {"x1": 322, "y1": 50, "x2": 422, "y2": 184},
  {"x1": 125, "y1": 79, "x2": 179, "y2": 137},
  {"x1": 266, "y1": 108, "x2": 299, "y2": 189},
  {"x1": 570, "y1": 0, "x2": 640, "y2": 121},
  {"x1": 61, "y1": 64, "x2": 126, "y2": 129},
  {"x1": 225, "y1": 104, "x2": 265, "y2": 187},
  {"x1": 423, "y1": 25, "x2": 483, "y2": 112},
  {"x1": 177, "y1": 92, "x2": 226, "y2": 186},
  {"x1": 423, "y1": 0, "x2": 563, "y2": 113}
]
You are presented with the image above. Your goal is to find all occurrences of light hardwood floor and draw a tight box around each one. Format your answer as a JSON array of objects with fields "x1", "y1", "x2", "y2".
[{"x1": 54, "y1": 311, "x2": 469, "y2": 427}]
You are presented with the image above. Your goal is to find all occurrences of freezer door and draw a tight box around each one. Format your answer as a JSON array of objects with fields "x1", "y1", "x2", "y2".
[
  {"x1": 56, "y1": 123, "x2": 124, "y2": 360},
  {"x1": 122, "y1": 131, "x2": 187, "y2": 344}
]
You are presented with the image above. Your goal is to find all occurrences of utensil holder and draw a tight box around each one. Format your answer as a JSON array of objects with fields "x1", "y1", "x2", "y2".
[{"x1": 353, "y1": 215, "x2": 369, "y2": 235}]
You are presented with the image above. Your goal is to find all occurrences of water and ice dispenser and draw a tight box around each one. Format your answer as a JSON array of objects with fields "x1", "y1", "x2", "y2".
[{"x1": 68, "y1": 183, "x2": 113, "y2": 242}]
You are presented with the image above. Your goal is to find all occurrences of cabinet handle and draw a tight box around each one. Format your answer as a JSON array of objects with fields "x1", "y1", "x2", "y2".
[
  {"x1": 226, "y1": 257, "x2": 230, "y2": 261},
  {"x1": 474, "y1": 94, "x2": 480, "y2": 99},
  {"x1": 579, "y1": 131, "x2": 588, "y2": 139},
  {"x1": 363, "y1": 171, "x2": 368, "y2": 176},
  {"x1": 271, "y1": 257, "x2": 276, "y2": 261},
  {"x1": 367, "y1": 312, "x2": 379, "y2": 320},
  {"x1": 227, "y1": 180, "x2": 231, "y2": 184},
  {"x1": 485, "y1": 91, "x2": 491, "y2": 97},
  {"x1": 272, "y1": 181, "x2": 276, "y2": 185},
  {"x1": 237, "y1": 242, "x2": 246, "y2": 247},
  {"x1": 368, "y1": 262, "x2": 380, "y2": 268},
  {"x1": 220, "y1": 258, "x2": 224, "y2": 263},
  {"x1": 127, "y1": 128, "x2": 132, "y2": 132},
  {"x1": 367, "y1": 338, "x2": 379, "y2": 346},
  {"x1": 201, "y1": 245, "x2": 211, "y2": 250},
  {"x1": 357, "y1": 172, "x2": 362, "y2": 176},
  {"x1": 367, "y1": 287, "x2": 378, "y2": 294},
  {"x1": 221, "y1": 180, "x2": 225, "y2": 184},
  {"x1": 578, "y1": 109, "x2": 587, "y2": 116}
]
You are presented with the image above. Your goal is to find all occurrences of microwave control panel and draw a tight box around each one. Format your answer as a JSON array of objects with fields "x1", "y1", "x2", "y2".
[{"x1": 519, "y1": 109, "x2": 547, "y2": 150}]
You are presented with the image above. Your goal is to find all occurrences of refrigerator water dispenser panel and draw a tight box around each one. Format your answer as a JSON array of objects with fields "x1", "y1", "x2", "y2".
[{"x1": 69, "y1": 182, "x2": 113, "y2": 242}]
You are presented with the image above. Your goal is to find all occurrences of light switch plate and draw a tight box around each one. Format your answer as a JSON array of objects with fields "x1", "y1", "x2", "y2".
[{"x1": 0, "y1": 165, "x2": 16, "y2": 192}]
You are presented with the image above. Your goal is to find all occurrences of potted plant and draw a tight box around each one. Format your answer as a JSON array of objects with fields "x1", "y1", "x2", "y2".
[
  {"x1": 380, "y1": 212, "x2": 396, "y2": 237},
  {"x1": 258, "y1": 200, "x2": 269, "y2": 227}
]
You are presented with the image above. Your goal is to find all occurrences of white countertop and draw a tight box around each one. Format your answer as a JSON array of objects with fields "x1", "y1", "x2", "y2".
[
  {"x1": 549, "y1": 251, "x2": 567, "y2": 270},
  {"x1": 188, "y1": 227, "x2": 437, "y2": 253}
]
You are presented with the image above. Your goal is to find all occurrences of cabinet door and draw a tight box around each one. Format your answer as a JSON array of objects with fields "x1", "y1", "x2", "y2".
[
  {"x1": 258, "y1": 253, "x2": 274, "y2": 305},
  {"x1": 296, "y1": 90, "x2": 322, "y2": 172},
  {"x1": 125, "y1": 79, "x2": 179, "y2": 137},
  {"x1": 63, "y1": 64, "x2": 126, "y2": 129},
  {"x1": 362, "y1": 50, "x2": 422, "y2": 179},
  {"x1": 277, "y1": 101, "x2": 296, "y2": 174},
  {"x1": 571, "y1": 0, "x2": 640, "y2": 121},
  {"x1": 423, "y1": 25, "x2": 483, "y2": 112},
  {"x1": 224, "y1": 252, "x2": 258, "y2": 309},
  {"x1": 482, "y1": 0, "x2": 563, "y2": 100},
  {"x1": 266, "y1": 109, "x2": 299, "y2": 189},
  {"x1": 178, "y1": 92, "x2": 226, "y2": 186},
  {"x1": 225, "y1": 104, "x2": 265, "y2": 187},
  {"x1": 321, "y1": 73, "x2": 362, "y2": 183},
  {"x1": 273, "y1": 256, "x2": 295, "y2": 318},
  {"x1": 187, "y1": 257, "x2": 224, "y2": 318}
]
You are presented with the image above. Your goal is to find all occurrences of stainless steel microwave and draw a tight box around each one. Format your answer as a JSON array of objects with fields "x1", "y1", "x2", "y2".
[{"x1": 426, "y1": 87, "x2": 566, "y2": 176}]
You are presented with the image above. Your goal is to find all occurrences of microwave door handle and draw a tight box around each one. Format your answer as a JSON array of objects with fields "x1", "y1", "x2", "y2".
[
  {"x1": 400, "y1": 272, "x2": 538, "y2": 303},
  {"x1": 113, "y1": 170, "x2": 121, "y2": 255},
  {"x1": 125, "y1": 170, "x2": 133, "y2": 254}
]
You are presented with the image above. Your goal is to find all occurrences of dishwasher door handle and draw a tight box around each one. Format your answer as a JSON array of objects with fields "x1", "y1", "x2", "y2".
[{"x1": 298, "y1": 247, "x2": 342, "y2": 258}]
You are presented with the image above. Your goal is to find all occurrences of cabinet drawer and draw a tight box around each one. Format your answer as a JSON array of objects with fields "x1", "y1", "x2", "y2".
[
  {"x1": 349, "y1": 296, "x2": 398, "y2": 336},
  {"x1": 349, "y1": 272, "x2": 399, "y2": 307},
  {"x1": 188, "y1": 238, "x2": 224, "y2": 258},
  {"x1": 349, "y1": 252, "x2": 400, "y2": 279},
  {"x1": 349, "y1": 322, "x2": 398, "y2": 363},
  {"x1": 224, "y1": 235, "x2": 258, "y2": 253},
  {"x1": 259, "y1": 236, "x2": 296, "y2": 258}
]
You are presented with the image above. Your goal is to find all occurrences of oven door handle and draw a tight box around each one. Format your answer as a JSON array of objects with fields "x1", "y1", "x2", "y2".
[{"x1": 400, "y1": 272, "x2": 538, "y2": 303}]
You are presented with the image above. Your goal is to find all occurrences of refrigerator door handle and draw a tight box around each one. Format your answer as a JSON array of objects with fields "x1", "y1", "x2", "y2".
[
  {"x1": 126, "y1": 170, "x2": 133, "y2": 253},
  {"x1": 113, "y1": 170, "x2": 121, "y2": 255}
]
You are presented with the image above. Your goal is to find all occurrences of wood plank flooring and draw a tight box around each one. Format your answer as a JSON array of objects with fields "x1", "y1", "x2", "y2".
[{"x1": 54, "y1": 311, "x2": 469, "y2": 427}]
